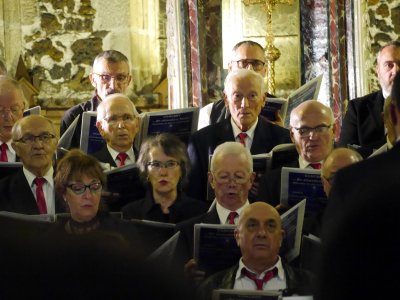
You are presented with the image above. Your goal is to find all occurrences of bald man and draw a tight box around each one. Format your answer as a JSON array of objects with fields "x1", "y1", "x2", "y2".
[
  {"x1": 198, "y1": 202, "x2": 312, "y2": 299},
  {"x1": 0, "y1": 115, "x2": 64, "y2": 214},
  {"x1": 339, "y1": 41, "x2": 400, "y2": 157},
  {"x1": 257, "y1": 100, "x2": 335, "y2": 205},
  {"x1": 0, "y1": 78, "x2": 26, "y2": 162},
  {"x1": 93, "y1": 93, "x2": 140, "y2": 169}
]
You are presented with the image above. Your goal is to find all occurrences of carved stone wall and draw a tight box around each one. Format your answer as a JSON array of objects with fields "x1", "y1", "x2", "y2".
[
  {"x1": 0, "y1": 0, "x2": 167, "y2": 111},
  {"x1": 367, "y1": 0, "x2": 400, "y2": 92}
]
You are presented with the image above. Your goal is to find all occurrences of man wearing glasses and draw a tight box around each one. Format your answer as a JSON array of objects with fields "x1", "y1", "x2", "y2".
[
  {"x1": 60, "y1": 50, "x2": 132, "y2": 149},
  {"x1": 0, "y1": 78, "x2": 26, "y2": 163},
  {"x1": 198, "y1": 40, "x2": 276, "y2": 130},
  {"x1": 0, "y1": 115, "x2": 64, "y2": 215},
  {"x1": 187, "y1": 69, "x2": 290, "y2": 202},
  {"x1": 176, "y1": 142, "x2": 255, "y2": 269},
  {"x1": 257, "y1": 100, "x2": 335, "y2": 205},
  {"x1": 94, "y1": 93, "x2": 140, "y2": 169}
]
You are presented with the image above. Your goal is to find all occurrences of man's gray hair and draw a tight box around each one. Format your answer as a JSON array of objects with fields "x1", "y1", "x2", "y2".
[
  {"x1": 210, "y1": 141, "x2": 253, "y2": 172},
  {"x1": 93, "y1": 50, "x2": 130, "y2": 73},
  {"x1": 224, "y1": 69, "x2": 265, "y2": 96}
]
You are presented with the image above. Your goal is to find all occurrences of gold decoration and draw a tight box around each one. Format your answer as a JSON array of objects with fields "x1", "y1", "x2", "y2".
[{"x1": 242, "y1": 0, "x2": 294, "y2": 94}]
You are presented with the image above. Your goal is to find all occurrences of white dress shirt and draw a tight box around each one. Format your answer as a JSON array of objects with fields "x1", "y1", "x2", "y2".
[
  {"x1": 107, "y1": 144, "x2": 135, "y2": 167},
  {"x1": 215, "y1": 200, "x2": 250, "y2": 225},
  {"x1": 24, "y1": 167, "x2": 55, "y2": 215}
]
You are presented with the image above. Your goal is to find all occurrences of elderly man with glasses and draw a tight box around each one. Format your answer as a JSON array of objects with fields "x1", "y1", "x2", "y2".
[
  {"x1": 0, "y1": 77, "x2": 26, "y2": 163},
  {"x1": 60, "y1": 50, "x2": 132, "y2": 149},
  {"x1": 257, "y1": 100, "x2": 335, "y2": 206},
  {"x1": 0, "y1": 115, "x2": 65, "y2": 215},
  {"x1": 93, "y1": 93, "x2": 140, "y2": 169}
]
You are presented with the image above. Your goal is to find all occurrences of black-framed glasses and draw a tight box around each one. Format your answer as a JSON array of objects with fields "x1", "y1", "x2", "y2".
[
  {"x1": 232, "y1": 59, "x2": 265, "y2": 71},
  {"x1": 103, "y1": 114, "x2": 137, "y2": 126},
  {"x1": 212, "y1": 172, "x2": 250, "y2": 184},
  {"x1": 67, "y1": 182, "x2": 102, "y2": 195},
  {"x1": 15, "y1": 133, "x2": 56, "y2": 145},
  {"x1": 147, "y1": 160, "x2": 180, "y2": 170},
  {"x1": 0, "y1": 106, "x2": 23, "y2": 117},
  {"x1": 93, "y1": 73, "x2": 129, "y2": 83},
  {"x1": 292, "y1": 125, "x2": 332, "y2": 137}
]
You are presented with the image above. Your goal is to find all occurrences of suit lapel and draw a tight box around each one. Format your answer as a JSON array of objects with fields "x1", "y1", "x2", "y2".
[{"x1": 13, "y1": 170, "x2": 40, "y2": 214}]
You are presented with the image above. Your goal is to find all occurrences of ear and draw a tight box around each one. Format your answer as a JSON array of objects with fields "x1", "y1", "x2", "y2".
[
  {"x1": 289, "y1": 128, "x2": 295, "y2": 143},
  {"x1": 261, "y1": 93, "x2": 266, "y2": 108},
  {"x1": 89, "y1": 72, "x2": 97, "y2": 88},
  {"x1": 208, "y1": 172, "x2": 215, "y2": 189},
  {"x1": 11, "y1": 142, "x2": 18, "y2": 154},
  {"x1": 279, "y1": 229, "x2": 285, "y2": 247},
  {"x1": 223, "y1": 93, "x2": 229, "y2": 108},
  {"x1": 96, "y1": 121, "x2": 106, "y2": 138},
  {"x1": 250, "y1": 172, "x2": 256, "y2": 185},
  {"x1": 126, "y1": 75, "x2": 132, "y2": 86}
]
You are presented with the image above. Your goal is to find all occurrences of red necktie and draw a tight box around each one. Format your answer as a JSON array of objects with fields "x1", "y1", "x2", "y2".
[
  {"x1": 117, "y1": 152, "x2": 128, "y2": 167},
  {"x1": 238, "y1": 132, "x2": 247, "y2": 146},
  {"x1": 227, "y1": 211, "x2": 238, "y2": 224},
  {"x1": 34, "y1": 177, "x2": 47, "y2": 214},
  {"x1": 0, "y1": 143, "x2": 8, "y2": 162},
  {"x1": 241, "y1": 267, "x2": 277, "y2": 290},
  {"x1": 310, "y1": 163, "x2": 321, "y2": 169}
]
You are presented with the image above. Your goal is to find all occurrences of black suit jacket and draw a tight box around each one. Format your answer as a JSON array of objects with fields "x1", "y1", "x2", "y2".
[
  {"x1": 339, "y1": 90, "x2": 385, "y2": 157},
  {"x1": 0, "y1": 169, "x2": 64, "y2": 214},
  {"x1": 175, "y1": 206, "x2": 221, "y2": 265},
  {"x1": 198, "y1": 260, "x2": 314, "y2": 299},
  {"x1": 60, "y1": 95, "x2": 100, "y2": 149},
  {"x1": 121, "y1": 191, "x2": 208, "y2": 223},
  {"x1": 92, "y1": 145, "x2": 138, "y2": 168},
  {"x1": 317, "y1": 142, "x2": 400, "y2": 299},
  {"x1": 186, "y1": 118, "x2": 291, "y2": 201}
]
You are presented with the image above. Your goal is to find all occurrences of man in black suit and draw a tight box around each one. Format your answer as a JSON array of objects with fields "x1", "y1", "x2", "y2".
[
  {"x1": 0, "y1": 78, "x2": 26, "y2": 163},
  {"x1": 198, "y1": 202, "x2": 312, "y2": 299},
  {"x1": 177, "y1": 142, "x2": 255, "y2": 268},
  {"x1": 198, "y1": 40, "x2": 278, "y2": 129},
  {"x1": 93, "y1": 93, "x2": 140, "y2": 169},
  {"x1": 0, "y1": 115, "x2": 63, "y2": 214},
  {"x1": 316, "y1": 72, "x2": 400, "y2": 299},
  {"x1": 257, "y1": 100, "x2": 335, "y2": 205},
  {"x1": 339, "y1": 41, "x2": 400, "y2": 157},
  {"x1": 187, "y1": 69, "x2": 291, "y2": 201},
  {"x1": 60, "y1": 50, "x2": 132, "y2": 149}
]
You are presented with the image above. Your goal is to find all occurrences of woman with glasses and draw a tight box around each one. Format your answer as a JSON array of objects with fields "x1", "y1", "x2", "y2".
[
  {"x1": 122, "y1": 133, "x2": 208, "y2": 223},
  {"x1": 54, "y1": 149, "x2": 143, "y2": 246}
]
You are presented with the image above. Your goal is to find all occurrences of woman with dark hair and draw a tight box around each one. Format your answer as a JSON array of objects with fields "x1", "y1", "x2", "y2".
[
  {"x1": 54, "y1": 149, "x2": 143, "y2": 245},
  {"x1": 122, "y1": 133, "x2": 208, "y2": 223}
]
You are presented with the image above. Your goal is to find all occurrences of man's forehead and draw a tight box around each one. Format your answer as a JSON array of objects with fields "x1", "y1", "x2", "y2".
[
  {"x1": 20, "y1": 120, "x2": 53, "y2": 134},
  {"x1": 233, "y1": 45, "x2": 264, "y2": 60},
  {"x1": 94, "y1": 59, "x2": 129, "y2": 72},
  {"x1": 105, "y1": 101, "x2": 133, "y2": 114}
]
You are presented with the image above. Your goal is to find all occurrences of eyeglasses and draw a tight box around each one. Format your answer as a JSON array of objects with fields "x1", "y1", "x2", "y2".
[
  {"x1": 0, "y1": 106, "x2": 22, "y2": 117},
  {"x1": 67, "y1": 182, "x2": 102, "y2": 195},
  {"x1": 213, "y1": 172, "x2": 250, "y2": 184},
  {"x1": 232, "y1": 59, "x2": 265, "y2": 71},
  {"x1": 93, "y1": 73, "x2": 129, "y2": 84},
  {"x1": 292, "y1": 125, "x2": 332, "y2": 137},
  {"x1": 147, "y1": 160, "x2": 180, "y2": 170},
  {"x1": 103, "y1": 114, "x2": 137, "y2": 126},
  {"x1": 15, "y1": 133, "x2": 56, "y2": 144}
]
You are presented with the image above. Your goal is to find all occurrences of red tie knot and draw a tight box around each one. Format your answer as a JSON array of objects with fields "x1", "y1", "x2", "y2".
[
  {"x1": 117, "y1": 152, "x2": 128, "y2": 167},
  {"x1": 227, "y1": 211, "x2": 238, "y2": 224},
  {"x1": 310, "y1": 162, "x2": 321, "y2": 169},
  {"x1": 241, "y1": 267, "x2": 278, "y2": 290},
  {"x1": 34, "y1": 177, "x2": 46, "y2": 187},
  {"x1": 238, "y1": 132, "x2": 247, "y2": 146}
]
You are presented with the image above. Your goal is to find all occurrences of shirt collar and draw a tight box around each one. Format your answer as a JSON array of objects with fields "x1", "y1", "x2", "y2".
[
  {"x1": 298, "y1": 156, "x2": 323, "y2": 169},
  {"x1": 216, "y1": 200, "x2": 249, "y2": 224},
  {"x1": 23, "y1": 166, "x2": 54, "y2": 187},
  {"x1": 230, "y1": 117, "x2": 258, "y2": 143},
  {"x1": 4, "y1": 140, "x2": 15, "y2": 155},
  {"x1": 107, "y1": 144, "x2": 135, "y2": 162},
  {"x1": 237, "y1": 256, "x2": 285, "y2": 281}
]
